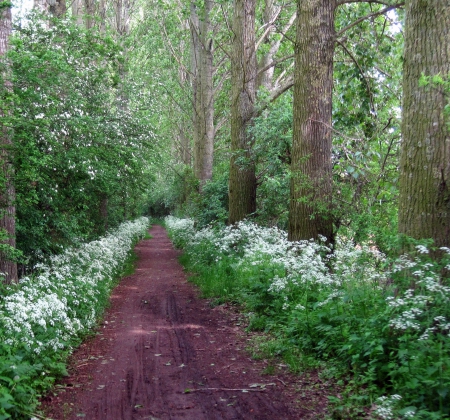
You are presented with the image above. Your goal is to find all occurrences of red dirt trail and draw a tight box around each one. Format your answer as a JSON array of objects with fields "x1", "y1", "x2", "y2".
[{"x1": 41, "y1": 225, "x2": 328, "y2": 419}]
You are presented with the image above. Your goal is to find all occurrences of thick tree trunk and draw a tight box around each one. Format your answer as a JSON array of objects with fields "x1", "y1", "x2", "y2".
[
  {"x1": 228, "y1": 0, "x2": 257, "y2": 224},
  {"x1": 0, "y1": 6, "x2": 17, "y2": 283},
  {"x1": 191, "y1": 0, "x2": 214, "y2": 188},
  {"x1": 288, "y1": 0, "x2": 335, "y2": 242},
  {"x1": 398, "y1": 0, "x2": 450, "y2": 247},
  {"x1": 49, "y1": 0, "x2": 67, "y2": 17}
]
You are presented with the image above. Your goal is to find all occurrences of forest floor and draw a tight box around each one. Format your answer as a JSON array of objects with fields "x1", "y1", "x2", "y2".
[{"x1": 40, "y1": 225, "x2": 331, "y2": 420}]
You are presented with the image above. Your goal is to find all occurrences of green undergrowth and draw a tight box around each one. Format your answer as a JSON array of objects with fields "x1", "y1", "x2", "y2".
[
  {"x1": 0, "y1": 217, "x2": 150, "y2": 419},
  {"x1": 166, "y1": 216, "x2": 450, "y2": 420}
]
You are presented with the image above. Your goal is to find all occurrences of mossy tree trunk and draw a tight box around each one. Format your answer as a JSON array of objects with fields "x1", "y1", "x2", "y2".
[
  {"x1": 398, "y1": 0, "x2": 450, "y2": 248},
  {"x1": 288, "y1": 0, "x2": 335, "y2": 243},
  {"x1": 228, "y1": 0, "x2": 257, "y2": 224}
]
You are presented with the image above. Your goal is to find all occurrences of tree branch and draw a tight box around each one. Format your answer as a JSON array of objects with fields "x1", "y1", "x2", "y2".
[
  {"x1": 253, "y1": 76, "x2": 294, "y2": 119},
  {"x1": 255, "y1": 6, "x2": 282, "y2": 51},
  {"x1": 335, "y1": 3, "x2": 405, "y2": 38},
  {"x1": 274, "y1": 61, "x2": 294, "y2": 88},
  {"x1": 337, "y1": 0, "x2": 401, "y2": 5},
  {"x1": 336, "y1": 39, "x2": 375, "y2": 113},
  {"x1": 257, "y1": 54, "x2": 295, "y2": 77}
]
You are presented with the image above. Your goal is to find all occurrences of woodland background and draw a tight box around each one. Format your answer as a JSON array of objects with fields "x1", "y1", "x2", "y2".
[{"x1": 0, "y1": 0, "x2": 449, "y2": 418}]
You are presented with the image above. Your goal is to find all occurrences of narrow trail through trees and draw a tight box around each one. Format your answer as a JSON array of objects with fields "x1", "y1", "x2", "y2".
[{"x1": 41, "y1": 225, "x2": 328, "y2": 419}]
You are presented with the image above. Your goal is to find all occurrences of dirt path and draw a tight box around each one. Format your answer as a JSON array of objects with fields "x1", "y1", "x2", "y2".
[{"x1": 41, "y1": 225, "x2": 328, "y2": 419}]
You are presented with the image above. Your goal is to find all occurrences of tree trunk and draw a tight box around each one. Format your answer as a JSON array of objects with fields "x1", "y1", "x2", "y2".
[
  {"x1": 49, "y1": 0, "x2": 67, "y2": 17},
  {"x1": 84, "y1": 0, "x2": 96, "y2": 29},
  {"x1": 0, "y1": 5, "x2": 17, "y2": 283},
  {"x1": 256, "y1": 0, "x2": 278, "y2": 90},
  {"x1": 190, "y1": 1, "x2": 201, "y2": 175},
  {"x1": 228, "y1": 0, "x2": 257, "y2": 224},
  {"x1": 398, "y1": 0, "x2": 450, "y2": 248},
  {"x1": 288, "y1": 0, "x2": 335, "y2": 243},
  {"x1": 191, "y1": 0, "x2": 214, "y2": 188},
  {"x1": 72, "y1": 0, "x2": 84, "y2": 26}
]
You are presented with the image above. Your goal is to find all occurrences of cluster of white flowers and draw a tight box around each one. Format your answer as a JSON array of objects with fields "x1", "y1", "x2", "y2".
[
  {"x1": 387, "y1": 250, "x2": 450, "y2": 337},
  {"x1": 374, "y1": 394, "x2": 415, "y2": 419},
  {"x1": 165, "y1": 217, "x2": 387, "y2": 306},
  {"x1": 167, "y1": 217, "x2": 450, "y2": 336},
  {"x1": 0, "y1": 217, "x2": 149, "y2": 355},
  {"x1": 165, "y1": 216, "x2": 196, "y2": 247}
]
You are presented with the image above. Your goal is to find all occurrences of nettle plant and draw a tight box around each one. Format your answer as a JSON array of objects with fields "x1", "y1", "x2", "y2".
[
  {"x1": 166, "y1": 216, "x2": 450, "y2": 419},
  {"x1": 0, "y1": 217, "x2": 149, "y2": 418}
]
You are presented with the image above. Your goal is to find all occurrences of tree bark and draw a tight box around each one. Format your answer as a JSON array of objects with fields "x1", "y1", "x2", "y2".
[
  {"x1": 398, "y1": 0, "x2": 450, "y2": 247},
  {"x1": 84, "y1": 0, "x2": 96, "y2": 30},
  {"x1": 0, "y1": 5, "x2": 17, "y2": 283},
  {"x1": 191, "y1": 0, "x2": 214, "y2": 188},
  {"x1": 72, "y1": 0, "x2": 84, "y2": 26},
  {"x1": 256, "y1": 0, "x2": 278, "y2": 91},
  {"x1": 49, "y1": 0, "x2": 67, "y2": 17},
  {"x1": 228, "y1": 0, "x2": 257, "y2": 224},
  {"x1": 288, "y1": 0, "x2": 335, "y2": 242}
]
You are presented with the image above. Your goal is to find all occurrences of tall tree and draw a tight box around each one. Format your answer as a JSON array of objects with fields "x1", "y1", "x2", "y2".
[
  {"x1": 190, "y1": 0, "x2": 214, "y2": 186},
  {"x1": 228, "y1": 0, "x2": 257, "y2": 224},
  {"x1": 288, "y1": 0, "x2": 335, "y2": 242},
  {"x1": 398, "y1": 0, "x2": 450, "y2": 247},
  {"x1": 0, "y1": 3, "x2": 17, "y2": 283},
  {"x1": 288, "y1": 0, "x2": 404, "y2": 242}
]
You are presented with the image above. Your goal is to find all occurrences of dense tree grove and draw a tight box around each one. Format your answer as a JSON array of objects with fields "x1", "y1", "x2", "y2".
[{"x1": 0, "y1": 0, "x2": 449, "y2": 417}]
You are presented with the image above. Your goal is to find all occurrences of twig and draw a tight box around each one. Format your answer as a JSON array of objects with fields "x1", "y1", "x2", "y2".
[
  {"x1": 336, "y1": 39, "x2": 375, "y2": 113},
  {"x1": 185, "y1": 387, "x2": 265, "y2": 393},
  {"x1": 276, "y1": 377, "x2": 287, "y2": 386},
  {"x1": 307, "y1": 118, "x2": 362, "y2": 142},
  {"x1": 336, "y1": 3, "x2": 405, "y2": 38}
]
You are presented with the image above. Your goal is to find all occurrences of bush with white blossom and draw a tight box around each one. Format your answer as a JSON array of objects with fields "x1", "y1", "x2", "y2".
[
  {"x1": 0, "y1": 217, "x2": 149, "y2": 418},
  {"x1": 166, "y1": 216, "x2": 450, "y2": 419}
]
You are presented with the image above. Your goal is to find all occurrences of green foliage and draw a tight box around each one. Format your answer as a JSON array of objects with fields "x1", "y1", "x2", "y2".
[
  {"x1": 0, "y1": 12, "x2": 156, "y2": 266},
  {"x1": 331, "y1": 4, "x2": 403, "y2": 249},
  {"x1": 167, "y1": 217, "x2": 450, "y2": 419},
  {"x1": 189, "y1": 168, "x2": 229, "y2": 228},
  {"x1": 250, "y1": 92, "x2": 292, "y2": 229},
  {"x1": 0, "y1": 217, "x2": 149, "y2": 419}
]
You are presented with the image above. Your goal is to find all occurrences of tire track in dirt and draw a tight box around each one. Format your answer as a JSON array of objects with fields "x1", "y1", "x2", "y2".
[{"x1": 41, "y1": 225, "x2": 326, "y2": 419}]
